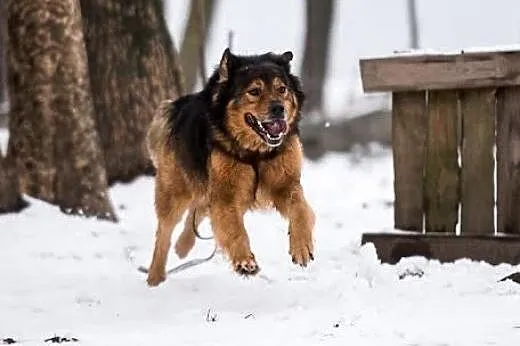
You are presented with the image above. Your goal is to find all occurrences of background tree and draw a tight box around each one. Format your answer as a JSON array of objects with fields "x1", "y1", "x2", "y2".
[
  {"x1": 301, "y1": 0, "x2": 335, "y2": 118},
  {"x1": 0, "y1": 0, "x2": 7, "y2": 117},
  {"x1": 5, "y1": 0, "x2": 116, "y2": 220},
  {"x1": 407, "y1": 0, "x2": 419, "y2": 49},
  {"x1": 0, "y1": 155, "x2": 26, "y2": 213},
  {"x1": 179, "y1": 0, "x2": 217, "y2": 93},
  {"x1": 1, "y1": 0, "x2": 24, "y2": 215},
  {"x1": 80, "y1": 0, "x2": 184, "y2": 185}
]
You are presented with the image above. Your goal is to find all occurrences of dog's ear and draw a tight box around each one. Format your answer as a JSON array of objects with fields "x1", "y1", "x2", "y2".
[
  {"x1": 280, "y1": 51, "x2": 293, "y2": 64},
  {"x1": 218, "y1": 48, "x2": 233, "y2": 83},
  {"x1": 269, "y1": 51, "x2": 293, "y2": 71}
]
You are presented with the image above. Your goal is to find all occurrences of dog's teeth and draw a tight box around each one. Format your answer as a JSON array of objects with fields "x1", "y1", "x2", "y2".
[{"x1": 266, "y1": 133, "x2": 282, "y2": 140}]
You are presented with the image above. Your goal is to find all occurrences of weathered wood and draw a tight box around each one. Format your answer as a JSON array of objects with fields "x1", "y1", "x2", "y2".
[
  {"x1": 425, "y1": 90, "x2": 460, "y2": 233},
  {"x1": 460, "y1": 88, "x2": 495, "y2": 234},
  {"x1": 496, "y1": 86, "x2": 520, "y2": 234},
  {"x1": 360, "y1": 50, "x2": 520, "y2": 92},
  {"x1": 392, "y1": 91, "x2": 426, "y2": 231},
  {"x1": 361, "y1": 232, "x2": 520, "y2": 265}
]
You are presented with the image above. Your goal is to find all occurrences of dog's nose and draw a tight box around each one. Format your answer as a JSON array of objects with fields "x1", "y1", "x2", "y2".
[{"x1": 269, "y1": 102, "x2": 285, "y2": 119}]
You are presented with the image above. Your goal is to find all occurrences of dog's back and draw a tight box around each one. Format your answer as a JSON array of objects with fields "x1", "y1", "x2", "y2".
[
  {"x1": 147, "y1": 99, "x2": 173, "y2": 167},
  {"x1": 147, "y1": 93, "x2": 212, "y2": 182}
]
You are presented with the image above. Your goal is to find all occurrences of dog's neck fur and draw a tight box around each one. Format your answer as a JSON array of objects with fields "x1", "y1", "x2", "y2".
[{"x1": 211, "y1": 127, "x2": 287, "y2": 166}]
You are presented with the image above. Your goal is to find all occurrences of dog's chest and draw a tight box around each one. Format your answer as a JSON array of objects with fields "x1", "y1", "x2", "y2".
[{"x1": 250, "y1": 168, "x2": 275, "y2": 210}]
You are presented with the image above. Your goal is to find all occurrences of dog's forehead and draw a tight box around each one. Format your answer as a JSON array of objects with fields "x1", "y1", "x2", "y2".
[{"x1": 234, "y1": 62, "x2": 287, "y2": 87}]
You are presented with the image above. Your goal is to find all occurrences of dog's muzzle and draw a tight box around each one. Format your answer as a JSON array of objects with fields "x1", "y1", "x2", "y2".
[{"x1": 245, "y1": 111, "x2": 288, "y2": 148}]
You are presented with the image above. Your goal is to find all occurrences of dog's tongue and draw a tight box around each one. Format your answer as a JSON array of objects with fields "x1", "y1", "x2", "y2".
[{"x1": 263, "y1": 119, "x2": 287, "y2": 136}]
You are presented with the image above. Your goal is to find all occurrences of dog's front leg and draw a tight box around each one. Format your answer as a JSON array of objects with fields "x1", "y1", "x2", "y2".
[
  {"x1": 209, "y1": 153, "x2": 259, "y2": 276},
  {"x1": 210, "y1": 200, "x2": 259, "y2": 275},
  {"x1": 272, "y1": 182, "x2": 315, "y2": 267}
]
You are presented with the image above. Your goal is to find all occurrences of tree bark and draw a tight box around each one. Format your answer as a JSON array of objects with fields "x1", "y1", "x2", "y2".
[
  {"x1": 80, "y1": 0, "x2": 183, "y2": 185},
  {"x1": 0, "y1": 154, "x2": 26, "y2": 214},
  {"x1": 301, "y1": 0, "x2": 335, "y2": 117},
  {"x1": 5, "y1": 0, "x2": 116, "y2": 220},
  {"x1": 0, "y1": 0, "x2": 7, "y2": 107},
  {"x1": 180, "y1": 0, "x2": 217, "y2": 92}
]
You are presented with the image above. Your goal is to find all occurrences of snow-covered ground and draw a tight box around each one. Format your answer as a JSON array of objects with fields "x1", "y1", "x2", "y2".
[{"x1": 2, "y1": 128, "x2": 520, "y2": 345}]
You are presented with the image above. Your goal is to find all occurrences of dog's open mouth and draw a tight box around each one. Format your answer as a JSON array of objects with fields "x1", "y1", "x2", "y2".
[{"x1": 245, "y1": 113, "x2": 287, "y2": 147}]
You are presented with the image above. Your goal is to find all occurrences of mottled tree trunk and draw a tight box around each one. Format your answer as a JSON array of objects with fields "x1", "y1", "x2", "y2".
[
  {"x1": 5, "y1": 0, "x2": 116, "y2": 220},
  {"x1": 80, "y1": 0, "x2": 183, "y2": 184},
  {"x1": 180, "y1": 0, "x2": 217, "y2": 92},
  {"x1": 301, "y1": 0, "x2": 335, "y2": 118},
  {"x1": 0, "y1": 154, "x2": 26, "y2": 214}
]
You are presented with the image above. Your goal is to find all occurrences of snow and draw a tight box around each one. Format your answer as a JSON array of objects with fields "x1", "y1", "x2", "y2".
[
  {"x1": 2, "y1": 128, "x2": 520, "y2": 345},
  {"x1": 4, "y1": 2, "x2": 520, "y2": 341},
  {"x1": 359, "y1": 43, "x2": 520, "y2": 60}
]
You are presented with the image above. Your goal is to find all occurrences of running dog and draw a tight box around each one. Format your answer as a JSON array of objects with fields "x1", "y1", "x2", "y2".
[{"x1": 145, "y1": 48, "x2": 315, "y2": 286}]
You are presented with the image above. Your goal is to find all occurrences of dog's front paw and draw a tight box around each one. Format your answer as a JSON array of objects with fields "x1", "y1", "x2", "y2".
[
  {"x1": 147, "y1": 270, "x2": 166, "y2": 287},
  {"x1": 233, "y1": 253, "x2": 260, "y2": 276},
  {"x1": 289, "y1": 232, "x2": 314, "y2": 267}
]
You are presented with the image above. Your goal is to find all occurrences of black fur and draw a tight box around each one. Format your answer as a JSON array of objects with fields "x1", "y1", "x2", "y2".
[{"x1": 165, "y1": 49, "x2": 305, "y2": 181}]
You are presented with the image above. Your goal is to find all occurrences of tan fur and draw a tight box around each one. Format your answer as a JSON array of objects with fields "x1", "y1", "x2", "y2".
[
  {"x1": 174, "y1": 206, "x2": 208, "y2": 259},
  {"x1": 145, "y1": 82, "x2": 314, "y2": 287},
  {"x1": 146, "y1": 100, "x2": 173, "y2": 166}
]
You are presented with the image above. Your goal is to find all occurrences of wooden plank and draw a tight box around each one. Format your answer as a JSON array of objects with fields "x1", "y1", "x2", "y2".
[
  {"x1": 361, "y1": 232, "x2": 520, "y2": 265},
  {"x1": 359, "y1": 50, "x2": 520, "y2": 92},
  {"x1": 497, "y1": 86, "x2": 520, "y2": 234},
  {"x1": 392, "y1": 91, "x2": 426, "y2": 231},
  {"x1": 460, "y1": 88, "x2": 495, "y2": 235},
  {"x1": 425, "y1": 90, "x2": 460, "y2": 233}
]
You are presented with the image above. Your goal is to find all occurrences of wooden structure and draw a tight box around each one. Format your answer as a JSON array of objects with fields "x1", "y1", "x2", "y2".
[{"x1": 359, "y1": 48, "x2": 520, "y2": 265}]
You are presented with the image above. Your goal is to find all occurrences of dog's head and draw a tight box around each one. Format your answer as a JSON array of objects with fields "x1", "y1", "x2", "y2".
[{"x1": 210, "y1": 48, "x2": 304, "y2": 152}]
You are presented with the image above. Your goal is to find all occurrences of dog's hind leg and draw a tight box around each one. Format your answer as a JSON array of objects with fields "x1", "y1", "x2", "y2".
[
  {"x1": 174, "y1": 205, "x2": 209, "y2": 259},
  {"x1": 147, "y1": 169, "x2": 193, "y2": 287}
]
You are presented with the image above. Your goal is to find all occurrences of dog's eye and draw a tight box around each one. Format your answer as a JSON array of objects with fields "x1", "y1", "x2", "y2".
[
  {"x1": 278, "y1": 86, "x2": 286, "y2": 94},
  {"x1": 248, "y1": 88, "x2": 261, "y2": 96}
]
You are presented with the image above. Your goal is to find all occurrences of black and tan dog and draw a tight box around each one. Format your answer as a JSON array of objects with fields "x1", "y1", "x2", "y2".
[{"x1": 145, "y1": 48, "x2": 315, "y2": 286}]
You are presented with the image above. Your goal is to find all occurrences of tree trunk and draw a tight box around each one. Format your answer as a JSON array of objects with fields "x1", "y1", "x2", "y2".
[
  {"x1": 180, "y1": 0, "x2": 217, "y2": 92},
  {"x1": 5, "y1": 0, "x2": 116, "y2": 220},
  {"x1": 0, "y1": 154, "x2": 26, "y2": 214},
  {"x1": 0, "y1": 0, "x2": 7, "y2": 107},
  {"x1": 407, "y1": 0, "x2": 419, "y2": 49},
  {"x1": 301, "y1": 0, "x2": 335, "y2": 118},
  {"x1": 80, "y1": 0, "x2": 184, "y2": 185}
]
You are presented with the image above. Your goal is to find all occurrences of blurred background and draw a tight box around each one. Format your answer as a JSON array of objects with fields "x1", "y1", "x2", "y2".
[
  {"x1": 3, "y1": 0, "x2": 520, "y2": 157},
  {"x1": 2, "y1": 0, "x2": 520, "y2": 217},
  {"x1": 162, "y1": 0, "x2": 520, "y2": 158}
]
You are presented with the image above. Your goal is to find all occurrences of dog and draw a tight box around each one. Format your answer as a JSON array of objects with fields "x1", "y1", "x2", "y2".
[{"x1": 145, "y1": 48, "x2": 315, "y2": 286}]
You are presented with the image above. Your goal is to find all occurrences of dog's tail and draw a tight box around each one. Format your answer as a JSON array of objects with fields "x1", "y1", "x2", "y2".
[{"x1": 147, "y1": 99, "x2": 174, "y2": 167}]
